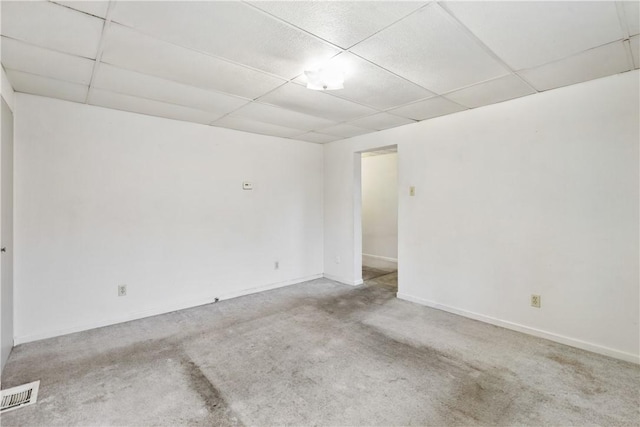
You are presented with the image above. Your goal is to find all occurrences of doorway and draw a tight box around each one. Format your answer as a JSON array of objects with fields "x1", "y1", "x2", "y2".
[{"x1": 360, "y1": 147, "x2": 398, "y2": 292}]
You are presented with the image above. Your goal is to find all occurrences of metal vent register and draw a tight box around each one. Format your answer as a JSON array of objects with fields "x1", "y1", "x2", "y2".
[{"x1": 1, "y1": 381, "x2": 40, "y2": 413}]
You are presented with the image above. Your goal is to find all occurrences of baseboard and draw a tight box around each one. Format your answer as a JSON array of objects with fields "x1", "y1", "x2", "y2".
[
  {"x1": 323, "y1": 273, "x2": 363, "y2": 286},
  {"x1": 362, "y1": 253, "x2": 398, "y2": 271},
  {"x1": 396, "y1": 292, "x2": 639, "y2": 364},
  {"x1": 14, "y1": 274, "x2": 323, "y2": 345}
]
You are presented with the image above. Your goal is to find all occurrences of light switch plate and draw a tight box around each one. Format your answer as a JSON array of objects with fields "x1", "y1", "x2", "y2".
[{"x1": 243, "y1": 181, "x2": 253, "y2": 190}]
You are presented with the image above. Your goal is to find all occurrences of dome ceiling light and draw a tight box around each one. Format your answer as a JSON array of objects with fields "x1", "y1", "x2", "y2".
[{"x1": 304, "y1": 67, "x2": 345, "y2": 91}]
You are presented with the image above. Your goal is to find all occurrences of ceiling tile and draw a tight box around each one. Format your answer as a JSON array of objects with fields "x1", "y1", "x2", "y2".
[
  {"x1": 294, "y1": 132, "x2": 342, "y2": 144},
  {"x1": 229, "y1": 102, "x2": 337, "y2": 132},
  {"x1": 443, "y1": 1, "x2": 624, "y2": 70},
  {"x1": 389, "y1": 97, "x2": 467, "y2": 121},
  {"x1": 249, "y1": 1, "x2": 425, "y2": 49},
  {"x1": 350, "y1": 4, "x2": 509, "y2": 94},
  {"x1": 4, "y1": 1, "x2": 629, "y2": 132},
  {"x1": 101, "y1": 24, "x2": 285, "y2": 100},
  {"x1": 316, "y1": 123, "x2": 374, "y2": 138},
  {"x1": 1, "y1": 1, "x2": 104, "y2": 59},
  {"x1": 93, "y1": 64, "x2": 248, "y2": 115},
  {"x1": 51, "y1": 1, "x2": 109, "y2": 18},
  {"x1": 631, "y1": 36, "x2": 639, "y2": 69},
  {"x1": 5, "y1": 69, "x2": 88, "y2": 103},
  {"x1": 259, "y1": 82, "x2": 377, "y2": 121},
  {"x1": 348, "y1": 112, "x2": 415, "y2": 131},
  {"x1": 212, "y1": 116, "x2": 303, "y2": 138},
  {"x1": 110, "y1": 1, "x2": 340, "y2": 79},
  {"x1": 294, "y1": 52, "x2": 435, "y2": 109},
  {"x1": 444, "y1": 74, "x2": 535, "y2": 109},
  {"x1": 1, "y1": 36, "x2": 95, "y2": 85},
  {"x1": 623, "y1": 1, "x2": 639, "y2": 36},
  {"x1": 89, "y1": 88, "x2": 221, "y2": 125},
  {"x1": 518, "y1": 42, "x2": 632, "y2": 92}
]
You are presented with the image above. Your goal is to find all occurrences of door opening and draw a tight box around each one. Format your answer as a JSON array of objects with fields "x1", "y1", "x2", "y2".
[{"x1": 360, "y1": 147, "x2": 398, "y2": 292}]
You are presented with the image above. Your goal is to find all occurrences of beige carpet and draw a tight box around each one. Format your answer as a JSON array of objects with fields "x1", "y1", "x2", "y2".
[{"x1": 2, "y1": 277, "x2": 638, "y2": 426}]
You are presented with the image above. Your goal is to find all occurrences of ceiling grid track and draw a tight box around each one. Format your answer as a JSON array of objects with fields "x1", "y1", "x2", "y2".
[
  {"x1": 614, "y1": 1, "x2": 636, "y2": 70},
  {"x1": 84, "y1": 0, "x2": 116, "y2": 104}
]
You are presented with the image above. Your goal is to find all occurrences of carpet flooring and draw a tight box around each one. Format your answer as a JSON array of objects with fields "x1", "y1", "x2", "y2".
[{"x1": 1, "y1": 273, "x2": 638, "y2": 426}]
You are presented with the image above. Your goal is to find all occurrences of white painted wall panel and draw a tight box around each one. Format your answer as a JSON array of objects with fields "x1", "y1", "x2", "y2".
[
  {"x1": 1, "y1": 67, "x2": 15, "y2": 111},
  {"x1": 324, "y1": 71, "x2": 639, "y2": 362},
  {"x1": 14, "y1": 94, "x2": 324, "y2": 342},
  {"x1": 1, "y1": 97, "x2": 14, "y2": 370}
]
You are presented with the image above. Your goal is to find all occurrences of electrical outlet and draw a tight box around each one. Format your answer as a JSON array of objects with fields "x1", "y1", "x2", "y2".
[
  {"x1": 118, "y1": 285, "x2": 127, "y2": 297},
  {"x1": 531, "y1": 294, "x2": 541, "y2": 308},
  {"x1": 275, "y1": 261, "x2": 279, "y2": 270}
]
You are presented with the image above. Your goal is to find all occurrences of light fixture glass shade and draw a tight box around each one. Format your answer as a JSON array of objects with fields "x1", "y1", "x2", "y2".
[{"x1": 304, "y1": 68, "x2": 344, "y2": 91}]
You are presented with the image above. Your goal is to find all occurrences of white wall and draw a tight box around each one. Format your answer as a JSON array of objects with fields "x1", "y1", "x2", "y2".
[
  {"x1": 14, "y1": 94, "x2": 324, "y2": 343},
  {"x1": 361, "y1": 153, "x2": 397, "y2": 270},
  {"x1": 1, "y1": 67, "x2": 16, "y2": 371},
  {"x1": 1, "y1": 94, "x2": 14, "y2": 371},
  {"x1": 1, "y1": 67, "x2": 15, "y2": 112},
  {"x1": 324, "y1": 71, "x2": 639, "y2": 363}
]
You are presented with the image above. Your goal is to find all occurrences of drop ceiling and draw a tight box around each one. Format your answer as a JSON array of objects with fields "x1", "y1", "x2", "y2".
[{"x1": 1, "y1": 1, "x2": 638, "y2": 143}]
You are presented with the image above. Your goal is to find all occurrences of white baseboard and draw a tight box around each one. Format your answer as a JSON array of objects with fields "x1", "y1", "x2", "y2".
[
  {"x1": 323, "y1": 273, "x2": 363, "y2": 286},
  {"x1": 362, "y1": 253, "x2": 398, "y2": 270},
  {"x1": 397, "y1": 292, "x2": 639, "y2": 365},
  {"x1": 14, "y1": 274, "x2": 323, "y2": 345}
]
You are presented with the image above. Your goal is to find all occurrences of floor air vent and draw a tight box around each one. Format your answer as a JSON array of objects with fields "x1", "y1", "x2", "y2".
[{"x1": 1, "y1": 381, "x2": 40, "y2": 413}]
